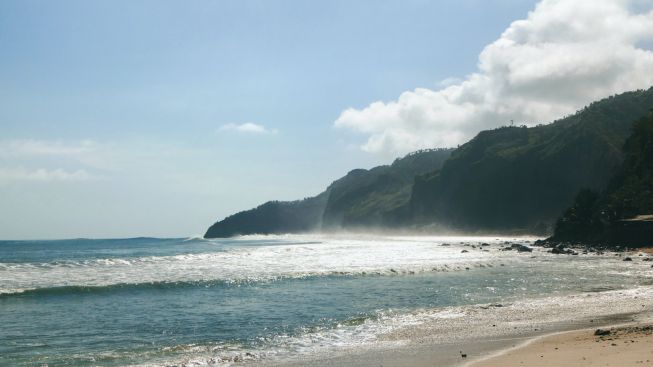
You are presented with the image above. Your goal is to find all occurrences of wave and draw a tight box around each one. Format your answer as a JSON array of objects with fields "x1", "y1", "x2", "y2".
[
  {"x1": 122, "y1": 286, "x2": 653, "y2": 367},
  {"x1": 4, "y1": 235, "x2": 630, "y2": 297},
  {"x1": 182, "y1": 235, "x2": 210, "y2": 242},
  {"x1": 0, "y1": 279, "x2": 235, "y2": 297},
  {"x1": 0, "y1": 259, "x2": 507, "y2": 296}
]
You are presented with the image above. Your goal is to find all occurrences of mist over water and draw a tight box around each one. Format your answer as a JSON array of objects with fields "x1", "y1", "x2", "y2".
[{"x1": 1, "y1": 235, "x2": 652, "y2": 366}]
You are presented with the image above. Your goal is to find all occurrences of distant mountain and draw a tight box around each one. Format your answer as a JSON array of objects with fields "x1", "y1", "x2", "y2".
[
  {"x1": 204, "y1": 149, "x2": 454, "y2": 238},
  {"x1": 321, "y1": 149, "x2": 453, "y2": 229},
  {"x1": 405, "y1": 88, "x2": 653, "y2": 234},
  {"x1": 551, "y1": 111, "x2": 653, "y2": 246},
  {"x1": 206, "y1": 88, "x2": 653, "y2": 238},
  {"x1": 204, "y1": 192, "x2": 329, "y2": 238}
]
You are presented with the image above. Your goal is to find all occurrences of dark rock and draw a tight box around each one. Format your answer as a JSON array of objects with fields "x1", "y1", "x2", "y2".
[
  {"x1": 623, "y1": 257, "x2": 633, "y2": 261},
  {"x1": 594, "y1": 329, "x2": 611, "y2": 336},
  {"x1": 461, "y1": 250, "x2": 469, "y2": 253}
]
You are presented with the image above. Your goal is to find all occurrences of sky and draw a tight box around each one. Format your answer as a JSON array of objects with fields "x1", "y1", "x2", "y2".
[{"x1": 1, "y1": 0, "x2": 652, "y2": 239}]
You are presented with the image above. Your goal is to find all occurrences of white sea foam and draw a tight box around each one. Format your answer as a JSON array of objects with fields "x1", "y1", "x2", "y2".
[
  {"x1": 5, "y1": 234, "x2": 652, "y2": 367},
  {"x1": 126, "y1": 285, "x2": 653, "y2": 367},
  {"x1": 0, "y1": 235, "x2": 547, "y2": 294}
]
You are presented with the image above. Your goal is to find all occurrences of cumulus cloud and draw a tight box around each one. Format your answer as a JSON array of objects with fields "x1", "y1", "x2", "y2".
[
  {"x1": 335, "y1": 0, "x2": 653, "y2": 155},
  {"x1": 0, "y1": 168, "x2": 95, "y2": 182},
  {"x1": 218, "y1": 122, "x2": 278, "y2": 135}
]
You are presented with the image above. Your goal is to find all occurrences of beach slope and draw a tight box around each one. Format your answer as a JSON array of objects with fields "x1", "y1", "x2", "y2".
[{"x1": 469, "y1": 324, "x2": 653, "y2": 367}]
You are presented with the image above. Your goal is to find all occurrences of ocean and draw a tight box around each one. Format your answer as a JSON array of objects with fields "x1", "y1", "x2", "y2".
[{"x1": 1, "y1": 235, "x2": 652, "y2": 366}]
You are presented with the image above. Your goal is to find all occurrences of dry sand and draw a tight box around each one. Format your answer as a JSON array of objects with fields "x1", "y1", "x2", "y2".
[{"x1": 467, "y1": 324, "x2": 653, "y2": 367}]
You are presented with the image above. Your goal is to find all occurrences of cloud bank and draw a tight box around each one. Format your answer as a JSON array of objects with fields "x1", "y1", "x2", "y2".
[
  {"x1": 0, "y1": 140, "x2": 99, "y2": 183},
  {"x1": 0, "y1": 139, "x2": 199, "y2": 184},
  {"x1": 218, "y1": 122, "x2": 278, "y2": 135},
  {"x1": 0, "y1": 168, "x2": 94, "y2": 182},
  {"x1": 0, "y1": 139, "x2": 97, "y2": 157},
  {"x1": 335, "y1": 0, "x2": 653, "y2": 155}
]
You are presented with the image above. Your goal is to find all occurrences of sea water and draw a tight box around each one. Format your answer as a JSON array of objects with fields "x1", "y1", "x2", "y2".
[{"x1": 1, "y1": 235, "x2": 652, "y2": 366}]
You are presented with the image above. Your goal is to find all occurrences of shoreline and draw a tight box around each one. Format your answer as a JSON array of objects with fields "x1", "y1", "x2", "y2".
[
  {"x1": 264, "y1": 284, "x2": 653, "y2": 367},
  {"x1": 465, "y1": 322, "x2": 653, "y2": 367},
  {"x1": 267, "y1": 314, "x2": 652, "y2": 367},
  {"x1": 268, "y1": 313, "x2": 653, "y2": 367}
]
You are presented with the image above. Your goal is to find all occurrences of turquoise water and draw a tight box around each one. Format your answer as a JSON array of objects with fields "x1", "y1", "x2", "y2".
[{"x1": 1, "y1": 235, "x2": 651, "y2": 366}]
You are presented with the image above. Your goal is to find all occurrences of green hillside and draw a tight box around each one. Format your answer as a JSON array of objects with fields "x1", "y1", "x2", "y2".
[
  {"x1": 322, "y1": 148, "x2": 453, "y2": 228},
  {"x1": 406, "y1": 88, "x2": 653, "y2": 233},
  {"x1": 204, "y1": 192, "x2": 329, "y2": 238},
  {"x1": 206, "y1": 88, "x2": 653, "y2": 238},
  {"x1": 204, "y1": 149, "x2": 453, "y2": 237},
  {"x1": 552, "y1": 111, "x2": 653, "y2": 245}
]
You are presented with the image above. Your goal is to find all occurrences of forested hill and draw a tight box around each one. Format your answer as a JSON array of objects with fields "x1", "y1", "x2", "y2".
[
  {"x1": 206, "y1": 88, "x2": 653, "y2": 238},
  {"x1": 321, "y1": 148, "x2": 454, "y2": 229},
  {"x1": 204, "y1": 148, "x2": 453, "y2": 238},
  {"x1": 551, "y1": 111, "x2": 653, "y2": 245},
  {"x1": 405, "y1": 88, "x2": 653, "y2": 233},
  {"x1": 204, "y1": 192, "x2": 329, "y2": 238}
]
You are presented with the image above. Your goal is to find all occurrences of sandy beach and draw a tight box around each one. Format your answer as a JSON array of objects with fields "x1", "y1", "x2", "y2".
[
  {"x1": 270, "y1": 285, "x2": 653, "y2": 367},
  {"x1": 468, "y1": 324, "x2": 653, "y2": 367}
]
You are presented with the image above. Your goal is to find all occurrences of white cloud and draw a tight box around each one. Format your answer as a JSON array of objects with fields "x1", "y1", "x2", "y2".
[
  {"x1": 335, "y1": 0, "x2": 653, "y2": 155},
  {"x1": 0, "y1": 168, "x2": 95, "y2": 182},
  {"x1": 438, "y1": 77, "x2": 463, "y2": 88},
  {"x1": 218, "y1": 122, "x2": 278, "y2": 135},
  {"x1": 0, "y1": 138, "x2": 206, "y2": 173}
]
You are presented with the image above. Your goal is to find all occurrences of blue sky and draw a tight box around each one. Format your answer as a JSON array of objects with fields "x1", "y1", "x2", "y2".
[{"x1": 2, "y1": 0, "x2": 652, "y2": 239}]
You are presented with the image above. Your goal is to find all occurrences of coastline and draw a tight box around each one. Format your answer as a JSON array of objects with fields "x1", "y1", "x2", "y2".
[
  {"x1": 264, "y1": 284, "x2": 653, "y2": 367},
  {"x1": 256, "y1": 244, "x2": 653, "y2": 367},
  {"x1": 6, "y1": 236, "x2": 653, "y2": 366},
  {"x1": 268, "y1": 314, "x2": 653, "y2": 367},
  {"x1": 466, "y1": 322, "x2": 653, "y2": 367}
]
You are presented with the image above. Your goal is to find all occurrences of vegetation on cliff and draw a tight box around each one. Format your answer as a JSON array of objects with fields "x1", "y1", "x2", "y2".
[
  {"x1": 204, "y1": 149, "x2": 453, "y2": 238},
  {"x1": 406, "y1": 88, "x2": 653, "y2": 233},
  {"x1": 204, "y1": 192, "x2": 329, "y2": 238},
  {"x1": 551, "y1": 111, "x2": 653, "y2": 245},
  {"x1": 206, "y1": 88, "x2": 653, "y2": 238},
  {"x1": 321, "y1": 148, "x2": 453, "y2": 229}
]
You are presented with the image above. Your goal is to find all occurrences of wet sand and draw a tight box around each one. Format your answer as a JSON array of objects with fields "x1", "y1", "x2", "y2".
[
  {"x1": 266, "y1": 298, "x2": 653, "y2": 367},
  {"x1": 467, "y1": 324, "x2": 653, "y2": 367},
  {"x1": 264, "y1": 248, "x2": 653, "y2": 367}
]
